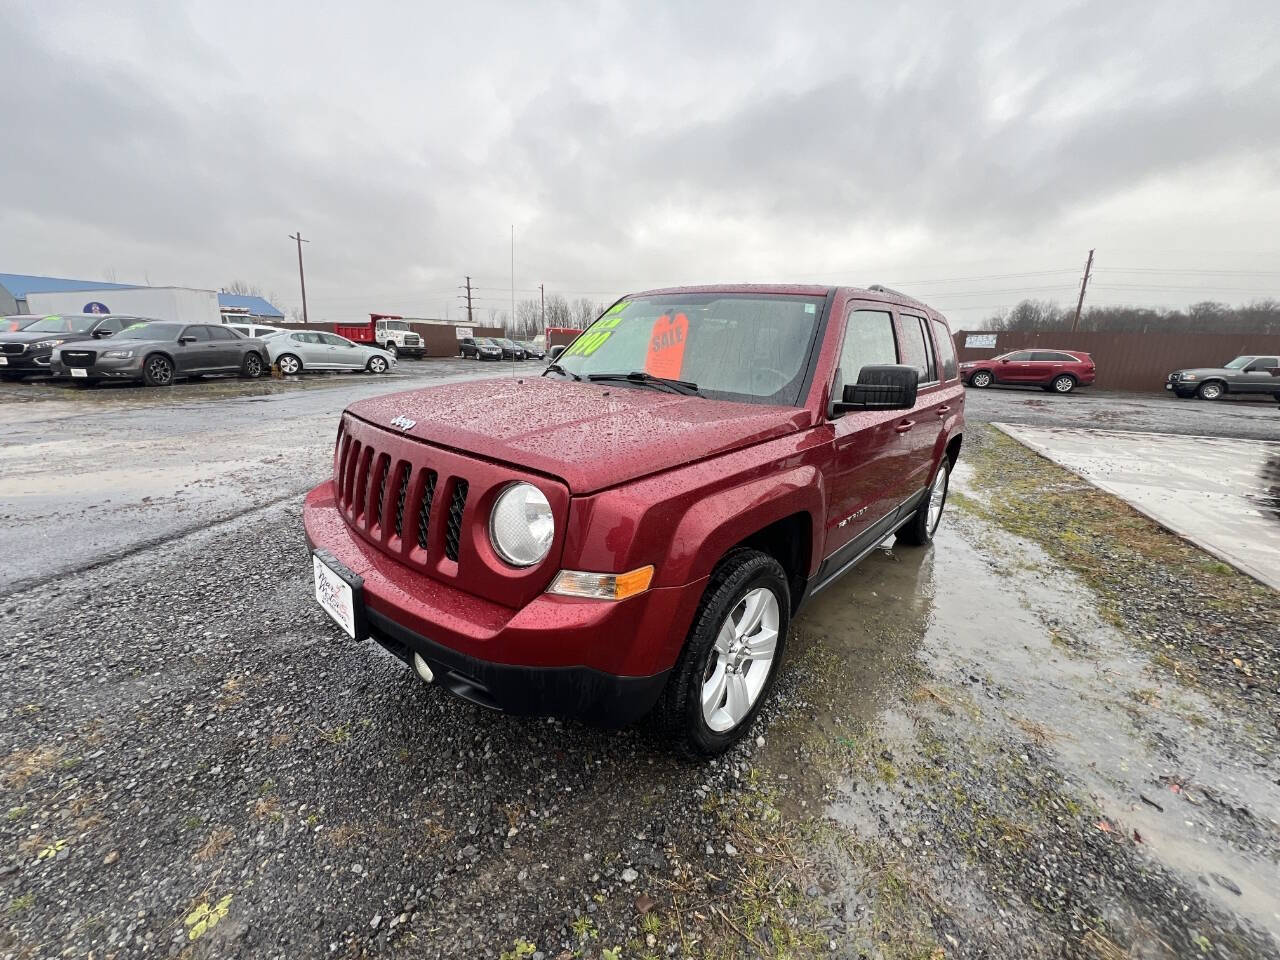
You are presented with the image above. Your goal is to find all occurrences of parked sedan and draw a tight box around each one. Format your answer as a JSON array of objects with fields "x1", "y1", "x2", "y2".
[
  {"x1": 519, "y1": 340, "x2": 545, "y2": 360},
  {"x1": 267, "y1": 330, "x2": 395, "y2": 375},
  {"x1": 1, "y1": 313, "x2": 146, "y2": 380},
  {"x1": 959, "y1": 349, "x2": 1096, "y2": 393},
  {"x1": 49, "y1": 321, "x2": 270, "y2": 386},
  {"x1": 494, "y1": 338, "x2": 527, "y2": 360},
  {"x1": 1167, "y1": 355, "x2": 1280, "y2": 400}
]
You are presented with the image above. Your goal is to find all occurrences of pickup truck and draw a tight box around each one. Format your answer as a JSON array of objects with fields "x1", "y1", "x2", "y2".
[{"x1": 304, "y1": 284, "x2": 964, "y2": 756}]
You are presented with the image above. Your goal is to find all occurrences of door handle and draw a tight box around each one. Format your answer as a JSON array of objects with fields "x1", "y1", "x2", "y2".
[
  {"x1": 936, "y1": 405, "x2": 950, "y2": 415},
  {"x1": 894, "y1": 420, "x2": 915, "y2": 433}
]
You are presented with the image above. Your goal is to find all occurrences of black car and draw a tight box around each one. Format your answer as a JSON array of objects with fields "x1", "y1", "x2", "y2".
[
  {"x1": 0, "y1": 313, "x2": 144, "y2": 379},
  {"x1": 519, "y1": 340, "x2": 545, "y2": 360},
  {"x1": 48, "y1": 321, "x2": 270, "y2": 386},
  {"x1": 493, "y1": 337, "x2": 527, "y2": 360},
  {"x1": 458, "y1": 336, "x2": 504, "y2": 361},
  {"x1": 1166, "y1": 355, "x2": 1280, "y2": 401}
]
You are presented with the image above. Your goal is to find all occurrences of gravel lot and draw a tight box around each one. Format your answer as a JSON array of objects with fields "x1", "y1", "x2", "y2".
[
  {"x1": 963, "y1": 385, "x2": 1279, "y2": 441},
  {"x1": 1, "y1": 378, "x2": 1277, "y2": 959}
]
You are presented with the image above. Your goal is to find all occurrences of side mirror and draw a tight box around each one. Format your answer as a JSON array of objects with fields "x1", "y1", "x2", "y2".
[
  {"x1": 549, "y1": 345, "x2": 565, "y2": 360},
  {"x1": 93, "y1": 328, "x2": 112, "y2": 338},
  {"x1": 178, "y1": 335, "x2": 197, "y2": 345},
  {"x1": 833, "y1": 365, "x2": 919, "y2": 413}
]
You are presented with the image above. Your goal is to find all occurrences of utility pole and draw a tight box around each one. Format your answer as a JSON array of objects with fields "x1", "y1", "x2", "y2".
[
  {"x1": 539, "y1": 283, "x2": 545, "y2": 332},
  {"x1": 1071, "y1": 248, "x2": 1094, "y2": 333},
  {"x1": 510, "y1": 225, "x2": 516, "y2": 338},
  {"x1": 288, "y1": 232, "x2": 310, "y2": 324},
  {"x1": 458, "y1": 276, "x2": 474, "y2": 325}
]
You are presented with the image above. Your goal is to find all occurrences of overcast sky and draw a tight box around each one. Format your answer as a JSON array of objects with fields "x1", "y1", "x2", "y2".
[{"x1": 2, "y1": 0, "x2": 1278, "y2": 326}]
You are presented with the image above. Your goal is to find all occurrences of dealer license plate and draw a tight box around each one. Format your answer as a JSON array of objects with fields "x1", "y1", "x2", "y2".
[
  {"x1": 70, "y1": 368, "x2": 88, "y2": 378},
  {"x1": 313, "y1": 554, "x2": 357, "y2": 638},
  {"x1": 0, "y1": 357, "x2": 7, "y2": 365}
]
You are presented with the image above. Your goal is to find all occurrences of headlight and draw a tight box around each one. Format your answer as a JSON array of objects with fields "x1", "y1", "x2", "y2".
[
  {"x1": 1180, "y1": 373, "x2": 1197, "y2": 380},
  {"x1": 32, "y1": 339, "x2": 65, "y2": 349},
  {"x1": 102, "y1": 350, "x2": 135, "y2": 359},
  {"x1": 489, "y1": 483, "x2": 554, "y2": 566}
]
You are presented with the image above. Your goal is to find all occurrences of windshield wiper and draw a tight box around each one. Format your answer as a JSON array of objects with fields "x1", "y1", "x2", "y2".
[
  {"x1": 543, "y1": 362, "x2": 582, "y2": 381},
  {"x1": 586, "y1": 371, "x2": 701, "y2": 396}
]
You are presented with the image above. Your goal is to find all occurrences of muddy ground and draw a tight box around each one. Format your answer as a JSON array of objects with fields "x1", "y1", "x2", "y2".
[{"x1": 1, "y1": 383, "x2": 1277, "y2": 958}]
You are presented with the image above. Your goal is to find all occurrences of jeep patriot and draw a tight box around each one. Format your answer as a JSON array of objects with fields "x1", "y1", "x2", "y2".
[{"x1": 304, "y1": 284, "x2": 964, "y2": 756}]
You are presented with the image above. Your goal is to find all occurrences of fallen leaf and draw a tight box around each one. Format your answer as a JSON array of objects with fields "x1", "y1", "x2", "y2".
[
  {"x1": 1095, "y1": 819, "x2": 1114, "y2": 834},
  {"x1": 1132, "y1": 830, "x2": 1143, "y2": 843},
  {"x1": 634, "y1": 893, "x2": 656, "y2": 916}
]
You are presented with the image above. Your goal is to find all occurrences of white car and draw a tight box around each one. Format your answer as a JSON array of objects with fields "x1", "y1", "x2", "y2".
[
  {"x1": 226, "y1": 322, "x2": 287, "y2": 340},
  {"x1": 266, "y1": 330, "x2": 397, "y2": 375}
]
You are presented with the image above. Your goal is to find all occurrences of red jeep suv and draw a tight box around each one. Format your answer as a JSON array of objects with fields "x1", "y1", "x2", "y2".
[
  {"x1": 304, "y1": 284, "x2": 964, "y2": 756},
  {"x1": 959, "y1": 349, "x2": 1095, "y2": 393}
]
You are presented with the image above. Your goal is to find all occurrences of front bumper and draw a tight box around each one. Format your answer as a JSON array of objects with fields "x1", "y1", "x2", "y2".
[
  {"x1": 49, "y1": 354, "x2": 145, "y2": 381},
  {"x1": 303, "y1": 481, "x2": 702, "y2": 725},
  {"x1": 397, "y1": 344, "x2": 424, "y2": 357},
  {"x1": 0, "y1": 350, "x2": 52, "y2": 374}
]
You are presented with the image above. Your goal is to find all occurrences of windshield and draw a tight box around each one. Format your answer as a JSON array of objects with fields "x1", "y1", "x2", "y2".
[
  {"x1": 552, "y1": 293, "x2": 827, "y2": 405},
  {"x1": 114, "y1": 322, "x2": 182, "y2": 341},
  {"x1": 1224, "y1": 356, "x2": 1254, "y2": 369},
  {"x1": 382, "y1": 320, "x2": 409, "y2": 330},
  {"x1": 477, "y1": 338, "x2": 496, "y2": 346},
  {"x1": 24, "y1": 315, "x2": 99, "y2": 333},
  {"x1": 498, "y1": 338, "x2": 517, "y2": 347}
]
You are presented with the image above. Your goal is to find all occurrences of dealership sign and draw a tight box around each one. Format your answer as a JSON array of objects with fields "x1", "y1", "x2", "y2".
[
  {"x1": 454, "y1": 327, "x2": 473, "y2": 339},
  {"x1": 964, "y1": 333, "x2": 998, "y2": 349}
]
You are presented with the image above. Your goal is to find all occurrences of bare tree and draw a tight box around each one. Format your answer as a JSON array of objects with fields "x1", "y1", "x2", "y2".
[
  {"x1": 516, "y1": 299, "x2": 540, "y2": 337},
  {"x1": 544, "y1": 294, "x2": 572, "y2": 328},
  {"x1": 983, "y1": 297, "x2": 1280, "y2": 335},
  {"x1": 571, "y1": 297, "x2": 599, "y2": 328},
  {"x1": 223, "y1": 280, "x2": 266, "y2": 296}
]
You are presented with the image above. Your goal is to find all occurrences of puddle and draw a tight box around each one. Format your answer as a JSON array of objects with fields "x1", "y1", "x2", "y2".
[{"x1": 763, "y1": 470, "x2": 1280, "y2": 950}]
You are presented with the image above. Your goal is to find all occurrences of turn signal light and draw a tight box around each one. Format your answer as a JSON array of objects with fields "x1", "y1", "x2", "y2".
[{"x1": 548, "y1": 565, "x2": 655, "y2": 601}]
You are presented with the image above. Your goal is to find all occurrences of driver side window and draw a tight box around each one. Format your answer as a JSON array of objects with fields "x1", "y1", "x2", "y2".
[{"x1": 838, "y1": 309, "x2": 898, "y2": 384}]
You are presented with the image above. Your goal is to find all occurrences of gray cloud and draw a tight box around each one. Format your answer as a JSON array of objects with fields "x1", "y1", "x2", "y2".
[{"x1": 2, "y1": 0, "x2": 1277, "y2": 326}]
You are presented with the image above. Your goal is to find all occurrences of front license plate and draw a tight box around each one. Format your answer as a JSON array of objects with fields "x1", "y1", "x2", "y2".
[
  {"x1": 70, "y1": 368, "x2": 88, "y2": 378},
  {"x1": 313, "y1": 553, "x2": 360, "y2": 638},
  {"x1": 0, "y1": 357, "x2": 7, "y2": 365}
]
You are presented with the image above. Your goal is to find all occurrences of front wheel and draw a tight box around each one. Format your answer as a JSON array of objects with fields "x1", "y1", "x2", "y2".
[
  {"x1": 277, "y1": 353, "x2": 302, "y2": 376},
  {"x1": 367, "y1": 356, "x2": 388, "y2": 374},
  {"x1": 1197, "y1": 381, "x2": 1223, "y2": 401},
  {"x1": 897, "y1": 459, "x2": 949, "y2": 546},
  {"x1": 384, "y1": 342, "x2": 398, "y2": 359},
  {"x1": 969, "y1": 370, "x2": 993, "y2": 388},
  {"x1": 1052, "y1": 374, "x2": 1076, "y2": 394},
  {"x1": 142, "y1": 354, "x2": 174, "y2": 387},
  {"x1": 240, "y1": 352, "x2": 264, "y2": 379},
  {"x1": 655, "y1": 549, "x2": 789, "y2": 758}
]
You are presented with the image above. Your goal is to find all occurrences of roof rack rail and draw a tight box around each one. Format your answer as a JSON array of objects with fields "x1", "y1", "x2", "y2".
[{"x1": 867, "y1": 284, "x2": 930, "y2": 309}]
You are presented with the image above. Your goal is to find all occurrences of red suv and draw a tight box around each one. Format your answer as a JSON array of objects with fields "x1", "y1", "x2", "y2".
[
  {"x1": 959, "y1": 349, "x2": 1095, "y2": 393},
  {"x1": 304, "y1": 285, "x2": 964, "y2": 756}
]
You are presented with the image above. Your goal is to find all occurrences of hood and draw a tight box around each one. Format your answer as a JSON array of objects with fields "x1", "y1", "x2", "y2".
[
  {"x1": 1171, "y1": 366, "x2": 1232, "y2": 377},
  {"x1": 0, "y1": 330, "x2": 92, "y2": 345},
  {"x1": 347, "y1": 377, "x2": 814, "y2": 494}
]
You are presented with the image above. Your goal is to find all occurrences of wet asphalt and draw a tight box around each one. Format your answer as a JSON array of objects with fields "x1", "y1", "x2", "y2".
[{"x1": 1, "y1": 374, "x2": 1277, "y2": 959}]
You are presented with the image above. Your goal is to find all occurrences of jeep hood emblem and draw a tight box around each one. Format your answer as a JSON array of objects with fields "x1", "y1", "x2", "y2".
[{"x1": 389, "y1": 416, "x2": 417, "y2": 431}]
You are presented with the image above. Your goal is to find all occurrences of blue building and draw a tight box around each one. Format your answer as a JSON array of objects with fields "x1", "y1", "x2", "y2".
[{"x1": 0, "y1": 273, "x2": 285, "y2": 322}]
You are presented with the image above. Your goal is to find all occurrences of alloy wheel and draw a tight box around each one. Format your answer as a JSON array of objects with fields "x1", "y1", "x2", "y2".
[
  {"x1": 927, "y1": 463, "x2": 949, "y2": 535},
  {"x1": 146, "y1": 357, "x2": 172, "y2": 385},
  {"x1": 701, "y1": 587, "x2": 779, "y2": 732},
  {"x1": 1053, "y1": 375, "x2": 1074, "y2": 393},
  {"x1": 279, "y1": 355, "x2": 300, "y2": 375},
  {"x1": 972, "y1": 371, "x2": 991, "y2": 387},
  {"x1": 370, "y1": 357, "x2": 387, "y2": 373}
]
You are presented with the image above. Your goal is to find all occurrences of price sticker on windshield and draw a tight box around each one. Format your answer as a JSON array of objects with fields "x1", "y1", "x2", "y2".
[{"x1": 645, "y1": 313, "x2": 688, "y2": 380}]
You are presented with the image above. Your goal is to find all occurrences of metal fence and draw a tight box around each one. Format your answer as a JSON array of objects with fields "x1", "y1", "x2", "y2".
[{"x1": 954, "y1": 330, "x2": 1280, "y2": 393}]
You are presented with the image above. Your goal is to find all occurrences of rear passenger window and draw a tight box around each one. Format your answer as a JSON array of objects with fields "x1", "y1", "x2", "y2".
[
  {"x1": 931, "y1": 320, "x2": 958, "y2": 380},
  {"x1": 898, "y1": 315, "x2": 936, "y2": 383},
  {"x1": 209, "y1": 326, "x2": 237, "y2": 340},
  {"x1": 838, "y1": 310, "x2": 898, "y2": 382}
]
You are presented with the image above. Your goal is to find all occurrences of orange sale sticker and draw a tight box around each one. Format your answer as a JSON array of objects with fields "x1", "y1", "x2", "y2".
[{"x1": 645, "y1": 313, "x2": 689, "y2": 380}]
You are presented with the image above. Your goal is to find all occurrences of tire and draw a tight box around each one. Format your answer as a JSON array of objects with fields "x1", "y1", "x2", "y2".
[
  {"x1": 142, "y1": 354, "x2": 174, "y2": 387},
  {"x1": 969, "y1": 370, "x2": 993, "y2": 388},
  {"x1": 654, "y1": 549, "x2": 789, "y2": 758},
  {"x1": 277, "y1": 353, "x2": 302, "y2": 376},
  {"x1": 240, "y1": 352, "x2": 264, "y2": 379},
  {"x1": 384, "y1": 342, "x2": 398, "y2": 359},
  {"x1": 897, "y1": 458, "x2": 950, "y2": 546},
  {"x1": 367, "y1": 356, "x2": 388, "y2": 374},
  {"x1": 1197, "y1": 381, "x2": 1223, "y2": 401},
  {"x1": 1051, "y1": 374, "x2": 1076, "y2": 394}
]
